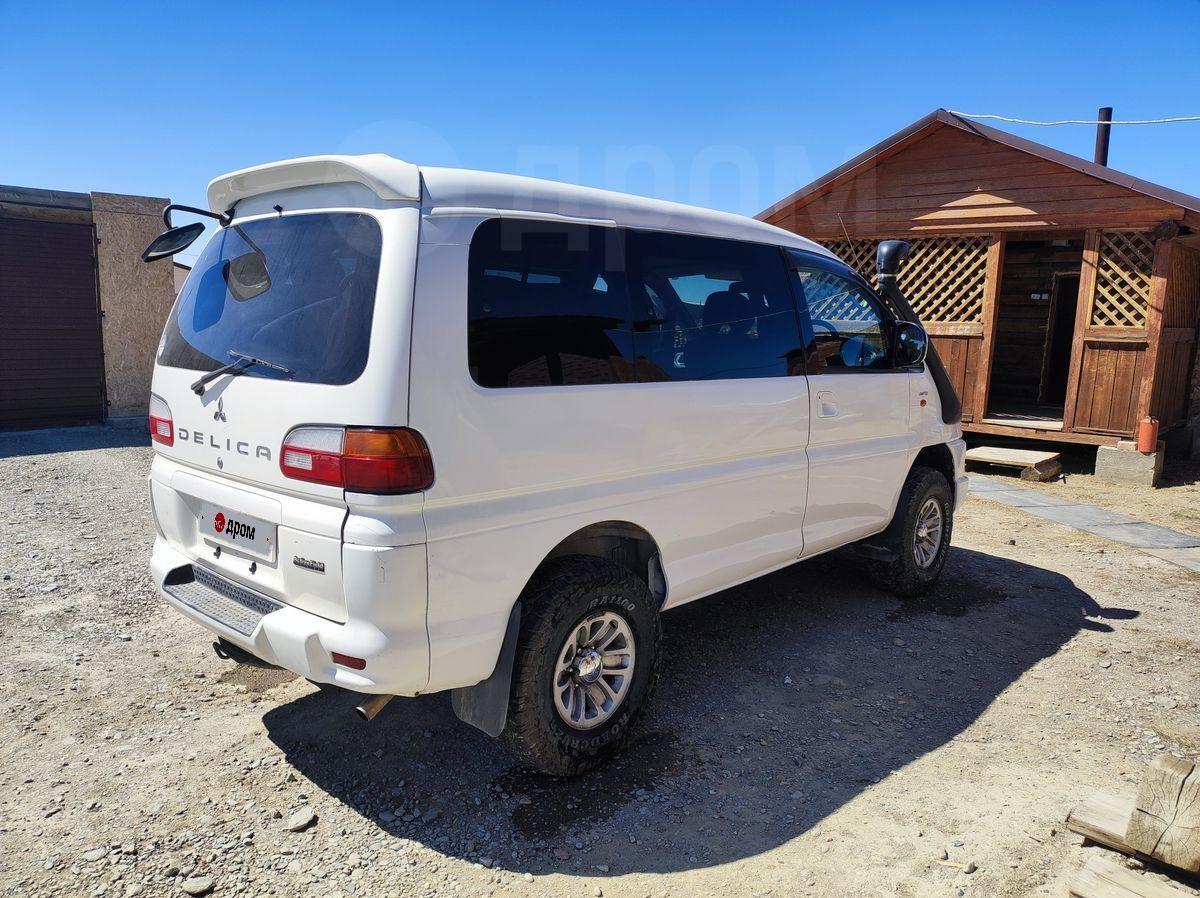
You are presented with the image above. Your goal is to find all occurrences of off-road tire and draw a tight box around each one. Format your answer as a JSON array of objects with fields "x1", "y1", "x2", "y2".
[
  {"x1": 866, "y1": 465, "x2": 953, "y2": 598},
  {"x1": 501, "y1": 555, "x2": 662, "y2": 776}
]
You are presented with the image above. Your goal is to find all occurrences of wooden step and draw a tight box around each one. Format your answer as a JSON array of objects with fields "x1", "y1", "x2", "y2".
[
  {"x1": 965, "y1": 445, "x2": 1062, "y2": 482},
  {"x1": 1070, "y1": 855, "x2": 1195, "y2": 898},
  {"x1": 1068, "y1": 791, "x2": 1149, "y2": 860}
]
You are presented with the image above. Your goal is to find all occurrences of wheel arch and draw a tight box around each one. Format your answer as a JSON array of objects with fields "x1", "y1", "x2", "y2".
[
  {"x1": 449, "y1": 519, "x2": 666, "y2": 739},
  {"x1": 533, "y1": 519, "x2": 668, "y2": 609},
  {"x1": 911, "y1": 442, "x2": 956, "y2": 498}
]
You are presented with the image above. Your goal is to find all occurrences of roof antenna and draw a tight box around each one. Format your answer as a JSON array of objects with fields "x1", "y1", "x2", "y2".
[
  {"x1": 1094, "y1": 107, "x2": 1113, "y2": 166},
  {"x1": 836, "y1": 211, "x2": 852, "y2": 245}
]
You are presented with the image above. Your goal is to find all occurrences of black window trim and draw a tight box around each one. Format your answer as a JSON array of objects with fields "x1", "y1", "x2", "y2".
[
  {"x1": 783, "y1": 247, "x2": 910, "y2": 375},
  {"x1": 467, "y1": 215, "x2": 814, "y2": 388}
]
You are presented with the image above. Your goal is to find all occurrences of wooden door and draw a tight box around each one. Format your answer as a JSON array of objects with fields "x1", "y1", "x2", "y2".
[
  {"x1": 1064, "y1": 230, "x2": 1157, "y2": 437},
  {"x1": 0, "y1": 216, "x2": 106, "y2": 427}
]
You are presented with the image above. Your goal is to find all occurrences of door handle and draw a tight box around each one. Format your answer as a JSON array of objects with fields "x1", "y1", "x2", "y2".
[{"x1": 816, "y1": 390, "x2": 838, "y2": 418}]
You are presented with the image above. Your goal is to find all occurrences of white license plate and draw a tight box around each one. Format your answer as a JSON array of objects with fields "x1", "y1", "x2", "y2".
[{"x1": 199, "y1": 503, "x2": 276, "y2": 561}]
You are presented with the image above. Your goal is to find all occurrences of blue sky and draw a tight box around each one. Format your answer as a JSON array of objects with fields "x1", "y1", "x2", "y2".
[{"x1": 3, "y1": 1, "x2": 1198, "y2": 263}]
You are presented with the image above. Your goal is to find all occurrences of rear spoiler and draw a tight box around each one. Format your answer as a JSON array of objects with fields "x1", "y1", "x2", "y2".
[{"x1": 207, "y1": 154, "x2": 421, "y2": 213}]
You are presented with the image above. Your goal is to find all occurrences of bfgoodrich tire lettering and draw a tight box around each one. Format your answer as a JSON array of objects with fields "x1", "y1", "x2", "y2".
[
  {"x1": 501, "y1": 555, "x2": 661, "y2": 776},
  {"x1": 866, "y1": 465, "x2": 953, "y2": 598}
]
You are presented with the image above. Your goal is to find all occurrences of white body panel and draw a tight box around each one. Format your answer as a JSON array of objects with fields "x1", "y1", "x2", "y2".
[
  {"x1": 147, "y1": 154, "x2": 966, "y2": 699},
  {"x1": 802, "y1": 371, "x2": 914, "y2": 556}
]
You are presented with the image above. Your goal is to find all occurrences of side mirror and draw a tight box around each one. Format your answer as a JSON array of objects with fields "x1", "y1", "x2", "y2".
[
  {"x1": 141, "y1": 222, "x2": 205, "y2": 263},
  {"x1": 894, "y1": 320, "x2": 928, "y2": 368}
]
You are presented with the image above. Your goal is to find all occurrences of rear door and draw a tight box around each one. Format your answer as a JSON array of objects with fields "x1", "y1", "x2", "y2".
[
  {"x1": 148, "y1": 206, "x2": 417, "y2": 620},
  {"x1": 786, "y1": 250, "x2": 914, "y2": 556}
]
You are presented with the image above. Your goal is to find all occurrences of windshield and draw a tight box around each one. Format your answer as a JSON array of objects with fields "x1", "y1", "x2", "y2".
[{"x1": 158, "y1": 212, "x2": 381, "y2": 385}]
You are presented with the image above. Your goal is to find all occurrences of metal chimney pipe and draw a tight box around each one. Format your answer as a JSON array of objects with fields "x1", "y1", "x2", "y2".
[{"x1": 1094, "y1": 107, "x2": 1113, "y2": 166}]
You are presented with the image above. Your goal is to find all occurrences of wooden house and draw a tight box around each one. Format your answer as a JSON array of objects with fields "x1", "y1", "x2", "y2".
[{"x1": 759, "y1": 109, "x2": 1200, "y2": 450}]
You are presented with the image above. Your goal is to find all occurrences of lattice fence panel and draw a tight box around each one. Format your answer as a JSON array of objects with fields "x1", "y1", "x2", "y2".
[
  {"x1": 1090, "y1": 230, "x2": 1154, "y2": 328},
  {"x1": 820, "y1": 236, "x2": 990, "y2": 323},
  {"x1": 797, "y1": 269, "x2": 878, "y2": 321}
]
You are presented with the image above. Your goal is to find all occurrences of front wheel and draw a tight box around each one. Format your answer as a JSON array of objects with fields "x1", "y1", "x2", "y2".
[
  {"x1": 866, "y1": 466, "x2": 953, "y2": 597},
  {"x1": 501, "y1": 556, "x2": 661, "y2": 776}
]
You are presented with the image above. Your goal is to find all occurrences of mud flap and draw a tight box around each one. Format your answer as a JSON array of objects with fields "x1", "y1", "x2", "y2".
[{"x1": 450, "y1": 602, "x2": 521, "y2": 738}]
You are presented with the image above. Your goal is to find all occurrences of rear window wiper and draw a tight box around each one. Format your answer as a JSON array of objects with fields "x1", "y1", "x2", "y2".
[{"x1": 190, "y1": 350, "x2": 295, "y2": 396}]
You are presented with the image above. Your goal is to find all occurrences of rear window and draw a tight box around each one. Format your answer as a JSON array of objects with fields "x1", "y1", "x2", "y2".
[{"x1": 158, "y1": 212, "x2": 381, "y2": 385}]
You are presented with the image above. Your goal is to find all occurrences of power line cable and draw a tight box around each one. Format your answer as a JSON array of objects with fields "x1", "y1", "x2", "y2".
[{"x1": 949, "y1": 111, "x2": 1200, "y2": 126}]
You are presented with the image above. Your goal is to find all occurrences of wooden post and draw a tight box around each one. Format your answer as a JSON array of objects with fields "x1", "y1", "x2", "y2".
[
  {"x1": 1125, "y1": 754, "x2": 1200, "y2": 873},
  {"x1": 1135, "y1": 223, "x2": 1178, "y2": 423},
  {"x1": 1062, "y1": 229, "x2": 1102, "y2": 433},
  {"x1": 971, "y1": 232, "x2": 1005, "y2": 422}
]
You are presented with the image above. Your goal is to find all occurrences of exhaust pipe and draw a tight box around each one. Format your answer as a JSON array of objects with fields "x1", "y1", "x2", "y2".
[{"x1": 355, "y1": 693, "x2": 394, "y2": 722}]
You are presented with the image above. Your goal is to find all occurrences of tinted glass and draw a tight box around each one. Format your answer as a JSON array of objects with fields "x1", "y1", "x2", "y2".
[
  {"x1": 789, "y1": 257, "x2": 891, "y2": 371},
  {"x1": 468, "y1": 219, "x2": 634, "y2": 387},
  {"x1": 158, "y1": 213, "x2": 381, "y2": 385},
  {"x1": 628, "y1": 232, "x2": 802, "y2": 381}
]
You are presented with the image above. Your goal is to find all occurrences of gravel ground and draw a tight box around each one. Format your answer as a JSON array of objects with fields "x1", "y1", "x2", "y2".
[{"x1": 2, "y1": 427, "x2": 1199, "y2": 898}]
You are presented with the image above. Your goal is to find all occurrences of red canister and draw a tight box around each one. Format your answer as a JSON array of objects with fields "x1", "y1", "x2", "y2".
[{"x1": 1137, "y1": 416, "x2": 1159, "y2": 453}]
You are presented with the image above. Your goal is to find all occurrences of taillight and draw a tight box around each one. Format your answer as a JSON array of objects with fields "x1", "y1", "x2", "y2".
[
  {"x1": 149, "y1": 394, "x2": 173, "y2": 446},
  {"x1": 280, "y1": 426, "x2": 434, "y2": 494},
  {"x1": 280, "y1": 426, "x2": 344, "y2": 487}
]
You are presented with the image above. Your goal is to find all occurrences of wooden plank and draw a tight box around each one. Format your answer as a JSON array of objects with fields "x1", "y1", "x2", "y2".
[
  {"x1": 965, "y1": 446, "x2": 1059, "y2": 466},
  {"x1": 1069, "y1": 792, "x2": 1145, "y2": 856},
  {"x1": 1138, "y1": 231, "x2": 1176, "y2": 423},
  {"x1": 1126, "y1": 755, "x2": 1200, "y2": 873},
  {"x1": 867, "y1": 168, "x2": 1105, "y2": 199},
  {"x1": 1064, "y1": 230, "x2": 1102, "y2": 431},
  {"x1": 1084, "y1": 327, "x2": 1150, "y2": 343},
  {"x1": 1111, "y1": 344, "x2": 1138, "y2": 431},
  {"x1": 793, "y1": 210, "x2": 1184, "y2": 238},
  {"x1": 973, "y1": 232, "x2": 1004, "y2": 423},
  {"x1": 924, "y1": 322, "x2": 984, "y2": 337},
  {"x1": 962, "y1": 421, "x2": 1120, "y2": 446},
  {"x1": 965, "y1": 445, "x2": 1061, "y2": 481},
  {"x1": 980, "y1": 415, "x2": 1064, "y2": 432},
  {"x1": 1070, "y1": 855, "x2": 1194, "y2": 898},
  {"x1": 810, "y1": 182, "x2": 1142, "y2": 215},
  {"x1": 962, "y1": 334, "x2": 981, "y2": 421}
]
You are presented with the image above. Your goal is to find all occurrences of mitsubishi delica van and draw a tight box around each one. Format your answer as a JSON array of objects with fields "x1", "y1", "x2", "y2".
[{"x1": 144, "y1": 154, "x2": 968, "y2": 776}]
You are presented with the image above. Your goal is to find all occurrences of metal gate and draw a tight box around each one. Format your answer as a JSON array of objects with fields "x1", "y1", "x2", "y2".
[{"x1": 0, "y1": 216, "x2": 106, "y2": 427}]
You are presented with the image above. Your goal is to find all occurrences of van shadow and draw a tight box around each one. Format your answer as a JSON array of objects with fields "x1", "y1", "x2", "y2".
[{"x1": 261, "y1": 546, "x2": 1135, "y2": 876}]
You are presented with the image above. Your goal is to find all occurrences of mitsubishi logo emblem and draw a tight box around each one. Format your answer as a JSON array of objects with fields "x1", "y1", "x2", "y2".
[{"x1": 213, "y1": 397, "x2": 227, "y2": 422}]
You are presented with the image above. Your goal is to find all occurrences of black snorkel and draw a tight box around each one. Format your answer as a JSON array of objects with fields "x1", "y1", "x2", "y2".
[{"x1": 875, "y1": 240, "x2": 963, "y2": 425}]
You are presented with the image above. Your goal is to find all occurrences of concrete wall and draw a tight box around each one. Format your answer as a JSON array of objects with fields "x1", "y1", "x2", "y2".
[{"x1": 91, "y1": 192, "x2": 174, "y2": 418}]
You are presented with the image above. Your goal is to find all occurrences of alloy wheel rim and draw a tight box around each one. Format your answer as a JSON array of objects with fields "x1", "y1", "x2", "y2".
[
  {"x1": 913, "y1": 497, "x2": 944, "y2": 569},
  {"x1": 552, "y1": 611, "x2": 636, "y2": 730}
]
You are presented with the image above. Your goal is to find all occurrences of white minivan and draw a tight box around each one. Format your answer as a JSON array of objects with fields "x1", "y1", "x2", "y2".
[{"x1": 145, "y1": 154, "x2": 967, "y2": 775}]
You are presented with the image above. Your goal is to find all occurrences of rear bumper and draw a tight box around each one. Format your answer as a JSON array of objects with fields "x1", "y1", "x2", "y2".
[{"x1": 151, "y1": 537, "x2": 430, "y2": 695}]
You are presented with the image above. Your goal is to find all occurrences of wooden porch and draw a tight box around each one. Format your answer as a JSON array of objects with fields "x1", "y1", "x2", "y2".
[{"x1": 758, "y1": 110, "x2": 1200, "y2": 448}]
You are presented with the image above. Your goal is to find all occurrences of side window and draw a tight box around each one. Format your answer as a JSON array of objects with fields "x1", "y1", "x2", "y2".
[
  {"x1": 789, "y1": 257, "x2": 892, "y2": 372},
  {"x1": 468, "y1": 219, "x2": 633, "y2": 388},
  {"x1": 627, "y1": 231, "x2": 804, "y2": 382}
]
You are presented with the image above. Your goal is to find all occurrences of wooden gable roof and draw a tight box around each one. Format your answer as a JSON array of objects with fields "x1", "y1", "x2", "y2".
[{"x1": 759, "y1": 109, "x2": 1200, "y2": 237}]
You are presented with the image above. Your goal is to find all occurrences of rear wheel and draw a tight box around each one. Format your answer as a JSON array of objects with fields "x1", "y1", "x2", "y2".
[
  {"x1": 501, "y1": 556, "x2": 661, "y2": 776},
  {"x1": 866, "y1": 465, "x2": 953, "y2": 597}
]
